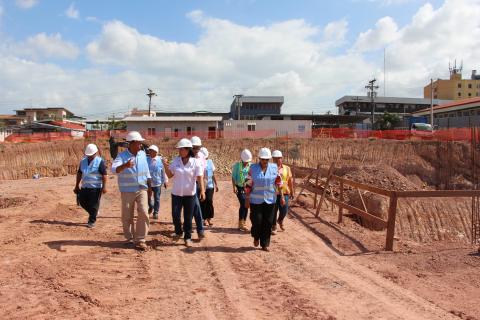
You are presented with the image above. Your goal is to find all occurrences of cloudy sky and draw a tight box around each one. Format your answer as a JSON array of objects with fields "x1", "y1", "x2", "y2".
[{"x1": 0, "y1": 0, "x2": 478, "y2": 117}]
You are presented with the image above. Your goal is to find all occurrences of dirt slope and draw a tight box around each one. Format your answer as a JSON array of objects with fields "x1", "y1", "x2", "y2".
[{"x1": 0, "y1": 176, "x2": 475, "y2": 319}]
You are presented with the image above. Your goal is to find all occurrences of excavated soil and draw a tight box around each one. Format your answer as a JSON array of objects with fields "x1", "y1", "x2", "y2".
[{"x1": 0, "y1": 176, "x2": 478, "y2": 319}]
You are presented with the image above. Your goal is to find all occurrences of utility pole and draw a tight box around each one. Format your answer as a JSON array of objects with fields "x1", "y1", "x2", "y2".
[
  {"x1": 352, "y1": 96, "x2": 361, "y2": 114},
  {"x1": 233, "y1": 94, "x2": 243, "y2": 120},
  {"x1": 430, "y1": 78, "x2": 434, "y2": 127},
  {"x1": 365, "y1": 79, "x2": 379, "y2": 128},
  {"x1": 147, "y1": 88, "x2": 157, "y2": 117}
]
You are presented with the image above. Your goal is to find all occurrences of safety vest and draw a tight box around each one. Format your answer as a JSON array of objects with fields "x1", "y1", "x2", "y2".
[
  {"x1": 80, "y1": 156, "x2": 103, "y2": 189},
  {"x1": 147, "y1": 156, "x2": 165, "y2": 187},
  {"x1": 232, "y1": 161, "x2": 250, "y2": 187},
  {"x1": 205, "y1": 159, "x2": 214, "y2": 189},
  {"x1": 249, "y1": 163, "x2": 278, "y2": 205},
  {"x1": 117, "y1": 150, "x2": 150, "y2": 192},
  {"x1": 278, "y1": 164, "x2": 291, "y2": 194}
]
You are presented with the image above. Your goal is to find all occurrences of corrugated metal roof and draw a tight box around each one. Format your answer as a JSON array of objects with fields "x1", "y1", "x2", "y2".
[
  {"x1": 240, "y1": 96, "x2": 284, "y2": 103},
  {"x1": 124, "y1": 116, "x2": 223, "y2": 122},
  {"x1": 413, "y1": 97, "x2": 480, "y2": 115},
  {"x1": 335, "y1": 95, "x2": 451, "y2": 106}
]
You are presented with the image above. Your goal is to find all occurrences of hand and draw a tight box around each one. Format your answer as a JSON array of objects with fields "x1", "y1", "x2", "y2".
[
  {"x1": 290, "y1": 194, "x2": 295, "y2": 201},
  {"x1": 200, "y1": 192, "x2": 206, "y2": 202},
  {"x1": 233, "y1": 187, "x2": 237, "y2": 194},
  {"x1": 162, "y1": 158, "x2": 168, "y2": 166},
  {"x1": 125, "y1": 159, "x2": 134, "y2": 168},
  {"x1": 74, "y1": 186, "x2": 80, "y2": 194},
  {"x1": 280, "y1": 196, "x2": 286, "y2": 206},
  {"x1": 215, "y1": 186, "x2": 219, "y2": 193},
  {"x1": 164, "y1": 183, "x2": 168, "y2": 189},
  {"x1": 102, "y1": 188, "x2": 107, "y2": 194},
  {"x1": 245, "y1": 198, "x2": 250, "y2": 209}
]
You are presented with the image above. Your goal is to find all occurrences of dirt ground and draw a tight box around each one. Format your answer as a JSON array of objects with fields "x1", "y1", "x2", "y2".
[{"x1": 0, "y1": 176, "x2": 479, "y2": 320}]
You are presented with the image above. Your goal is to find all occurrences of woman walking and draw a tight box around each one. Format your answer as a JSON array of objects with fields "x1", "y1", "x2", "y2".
[
  {"x1": 271, "y1": 150, "x2": 294, "y2": 233},
  {"x1": 74, "y1": 143, "x2": 107, "y2": 228},
  {"x1": 200, "y1": 147, "x2": 219, "y2": 226},
  {"x1": 245, "y1": 148, "x2": 283, "y2": 251},
  {"x1": 163, "y1": 138, "x2": 206, "y2": 247},
  {"x1": 147, "y1": 145, "x2": 168, "y2": 220},
  {"x1": 231, "y1": 149, "x2": 252, "y2": 231}
]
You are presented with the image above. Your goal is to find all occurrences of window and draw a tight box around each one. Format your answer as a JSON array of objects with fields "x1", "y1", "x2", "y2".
[
  {"x1": 298, "y1": 125, "x2": 305, "y2": 133},
  {"x1": 147, "y1": 128, "x2": 156, "y2": 136},
  {"x1": 247, "y1": 123, "x2": 256, "y2": 131},
  {"x1": 458, "y1": 92, "x2": 462, "y2": 97},
  {"x1": 174, "y1": 128, "x2": 179, "y2": 137},
  {"x1": 458, "y1": 83, "x2": 462, "y2": 88},
  {"x1": 463, "y1": 111, "x2": 469, "y2": 117},
  {"x1": 186, "y1": 126, "x2": 192, "y2": 135},
  {"x1": 469, "y1": 83, "x2": 473, "y2": 89},
  {"x1": 469, "y1": 93, "x2": 472, "y2": 97}
]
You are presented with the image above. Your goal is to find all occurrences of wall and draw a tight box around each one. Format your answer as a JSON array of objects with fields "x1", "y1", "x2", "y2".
[
  {"x1": 126, "y1": 121, "x2": 219, "y2": 136},
  {"x1": 223, "y1": 120, "x2": 312, "y2": 138}
]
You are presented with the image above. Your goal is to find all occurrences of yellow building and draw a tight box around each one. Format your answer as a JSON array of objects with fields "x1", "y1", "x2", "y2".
[{"x1": 424, "y1": 68, "x2": 480, "y2": 100}]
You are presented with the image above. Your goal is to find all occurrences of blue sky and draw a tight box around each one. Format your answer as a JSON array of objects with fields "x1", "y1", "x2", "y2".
[{"x1": 0, "y1": 0, "x2": 474, "y2": 116}]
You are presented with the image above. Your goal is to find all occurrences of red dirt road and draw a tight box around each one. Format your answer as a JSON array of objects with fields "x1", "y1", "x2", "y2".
[{"x1": 0, "y1": 176, "x2": 476, "y2": 319}]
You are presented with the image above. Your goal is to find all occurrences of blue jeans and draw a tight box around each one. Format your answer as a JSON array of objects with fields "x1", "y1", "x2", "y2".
[
  {"x1": 172, "y1": 195, "x2": 195, "y2": 240},
  {"x1": 193, "y1": 186, "x2": 205, "y2": 234},
  {"x1": 148, "y1": 186, "x2": 161, "y2": 215},
  {"x1": 273, "y1": 194, "x2": 290, "y2": 225},
  {"x1": 236, "y1": 186, "x2": 248, "y2": 220}
]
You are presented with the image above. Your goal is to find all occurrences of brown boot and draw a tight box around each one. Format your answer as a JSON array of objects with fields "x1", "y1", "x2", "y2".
[
  {"x1": 238, "y1": 220, "x2": 243, "y2": 230},
  {"x1": 240, "y1": 219, "x2": 249, "y2": 231}
]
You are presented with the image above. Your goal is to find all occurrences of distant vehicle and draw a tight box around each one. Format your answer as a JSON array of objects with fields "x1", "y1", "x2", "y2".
[{"x1": 410, "y1": 123, "x2": 434, "y2": 139}]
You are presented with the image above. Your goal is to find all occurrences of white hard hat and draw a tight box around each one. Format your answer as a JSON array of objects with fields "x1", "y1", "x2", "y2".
[
  {"x1": 84, "y1": 144, "x2": 98, "y2": 156},
  {"x1": 148, "y1": 145, "x2": 159, "y2": 153},
  {"x1": 190, "y1": 136, "x2": 202, "y2": 146},
  {"x1": 200, "y1": 147, "x2": 209, "y2": 158},
  {"x1": 272, "y1": 150, "x2": 283, "y2": 158},
  {"x1": 176, "y1": 138, "x2": 193, "y2": 149},
  {"x1": 125, "y1": 131, "x2": 145, "y2": 142},
  {"x1": 240, "y1": 149, "x2": 252, "y2": 162},
  {"x1": 258, "y1": 147, "x2": 272, "y2": 160}
]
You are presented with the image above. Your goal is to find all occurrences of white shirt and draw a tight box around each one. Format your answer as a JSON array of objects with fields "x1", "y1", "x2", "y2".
[
  {"x1": 195, "y1": 152, "x2": 207, "y2": 172},
  {"x1": 169, "y1": 157, "x2": 203, "y2": 196}
]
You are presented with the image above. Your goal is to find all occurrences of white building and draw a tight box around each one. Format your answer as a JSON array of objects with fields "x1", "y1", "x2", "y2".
[
  {"x1": 223, "y1": 120, "x2": 312, "y2": 138},
  {"x1": 124, "y1": 116, "x2": 223, "y2": 138}
]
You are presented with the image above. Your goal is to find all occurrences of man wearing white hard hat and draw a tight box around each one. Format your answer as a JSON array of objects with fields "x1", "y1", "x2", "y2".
[
  {"x1": 163, "y1": 138, "x2": 206, "y2": 247},
  {"x1": 231, "y1": 149, "x2": 252, "y2": 231},
  {"x1": 147, "y1": 145, "x2": 168, "y2": 220},
  {"x1": 244, "y1": 147, "x2": 283, "y2": 251},
  {"x1": 189, "y1": 136, "x2": 206, "y2": 238},
  {"x1": 271, "y1": 150, "x2": 294, "y2": 233},
  {"x1": 111, "y1": 131, "x2": 151, "y2": 251},
  {"x1": 74, "y1": 143, "x2": 107, "y2": 228}
]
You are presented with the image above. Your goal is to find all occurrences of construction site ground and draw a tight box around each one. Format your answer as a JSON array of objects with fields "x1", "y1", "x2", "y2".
[{"x1": 1, "y1": 176, "x2": 479, "y2": 320}]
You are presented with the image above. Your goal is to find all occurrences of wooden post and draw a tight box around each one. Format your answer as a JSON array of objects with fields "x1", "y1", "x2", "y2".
[
  {"x1": 315, "y1": 162, "x2": 335, "y2": 217},
  {"x1": 313, "y1": 164, "x2": 320, "y2": 209},
  {"x1": 338, "y1": 180, "x2": 344, "y2": 223},
  {"x1": 385, "y1": 194, "x2": 398, "y2": 251}
]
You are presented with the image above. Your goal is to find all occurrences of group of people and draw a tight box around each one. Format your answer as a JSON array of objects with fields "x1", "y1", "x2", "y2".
[{"x1": 75, "y1": 131, "x2": 294, "y2": 252}]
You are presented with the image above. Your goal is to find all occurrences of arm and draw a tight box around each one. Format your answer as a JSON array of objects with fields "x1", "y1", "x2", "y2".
[
  {"x1": 163, "y1": 158, "x2": 174, "y2": 179},
  {"x1": 74, "y1": 169, "x2": 82, "y2": 193},
  {"x1": 112, "y1": 156, "x2": 133, "y2": 174},
  {"x1": 102, "y1": 175, "x2": 107, "y2": 194},
  {"x1": 213, "y1": 174, "x2": 219, "y2": 192},
  {"x1": 99, "y1": 160, "x2": 107, "y2": 194},
  {"x1": 197, "y1": 176, "x2": 206, "y2": 201},
  {"x1": 244, "y1": 168, "x2": 253, "y2": 209},
  {"x1": 288, "y1": 171, "x2": 295, "y2": 199},
  {"x1": 231, "y1": 164, "x2": 238, "y2": 194}
]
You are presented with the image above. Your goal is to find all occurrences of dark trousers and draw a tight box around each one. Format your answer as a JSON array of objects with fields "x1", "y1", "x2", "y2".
[
  {"x1": 79, "y1": 188, "x2": 102, "y2": 224},
  {"x1": 250, "y1": 202, "x2": 275, "y2": 248},
  {"x1": 148, "y1": 186, "x2": 161, "y2": 214},
  {"x1": 201, "y1": 188, "x2": 215, "y2": 220},
  {"x1": 172, "y1": 195, "x2": 195, "y2": 240},
  {"x1": 236, "y1": 186, "x2": 248, "y2": 220},
  {"x1": 193, "y1": 186, "x2": 204, "y2": 233},
  {"x1": 273, "y1": 194, "x2": 290, "y2": 225}
]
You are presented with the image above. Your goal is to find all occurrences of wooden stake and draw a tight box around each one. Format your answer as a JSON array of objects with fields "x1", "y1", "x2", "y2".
[{"x1": 385, "y1": 194, "x2": 398, "y2": 251}]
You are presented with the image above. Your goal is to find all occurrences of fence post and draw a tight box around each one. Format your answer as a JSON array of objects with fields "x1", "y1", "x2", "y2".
[
  {"x1": 385, "y1": 193, "x2": 398, "y2": 251},
  {"x1": 338, "y1": 180, "x2": 344, "y2": 223},
  {"x1": 313, "y1": 164, "x2": 320, "y2": 209}
]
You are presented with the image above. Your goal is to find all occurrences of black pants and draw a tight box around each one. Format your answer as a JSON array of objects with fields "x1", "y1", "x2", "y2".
[
  {"x1": 250, "y1": 202, "x2": 275, "y2": 248},
  {"x1": 79, "y1": 188, "x2": 102, "y2": 224},
  {"x1": 236, "y1": 186, "x2": 248, "y2": 220},
  {"x1": 201, "y1": 188, "x2": 215, "y2": 220}
]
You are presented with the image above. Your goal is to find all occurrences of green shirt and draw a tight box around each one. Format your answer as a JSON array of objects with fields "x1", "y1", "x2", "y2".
[{"x1": 232, "y1": 161, "x2": 250, "y2": 187}]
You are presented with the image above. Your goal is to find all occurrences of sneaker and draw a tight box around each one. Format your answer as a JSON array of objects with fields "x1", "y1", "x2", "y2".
[
  {"x1": 152, "y1": 214, "x2": 158, "y2": 220},
  {"x1": 198, "y1": 232, "x2": 206, "y2": 240},
  {"x1": 172, "y1": 234, "x2": 181, "y2": 243},
  {"x1": 253, "y1": 239, "x2": 260, "y2": 247},
  {"x1": 87, "y1": 223, "x2": 95, "y2": 229},
  {"x1": 278, "y1": 222, "x2": 285, "y2": 231},
  {"x1": 148, "y1": 208, "x2": 153, "y2": 215},
  {"x1": 261, "y1": 246, "x2": 270, "y2": 252},
  {"x1": 185, "y1": 239, "x2": 193, "y2": 247},
  {"x1": 125, "y1": 238, "x2": 134, "y2": 246},
  {"x1": 271, "y1": 230, "x2": 277, "y2": 235},
  {"x1": 207, "y1": 219, "x2": 213, "y2": 226},
  {"x1": 136, "y1": 242, "x2": 148, "y2": 251}
]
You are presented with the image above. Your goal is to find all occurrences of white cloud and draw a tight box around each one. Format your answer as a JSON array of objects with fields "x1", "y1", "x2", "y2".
[
  {"x1": 353, "y1": 16, "x2": 399, "y2": 52},
  {"x1": 15, "y1": 0, "x2": 38, "y2": 9},
  {"x1": 6, "y1": 33, "x2": 79, "y2": 60},
  {"x1": 65, "y1": 2, "x2": 79, "y2": 19}
]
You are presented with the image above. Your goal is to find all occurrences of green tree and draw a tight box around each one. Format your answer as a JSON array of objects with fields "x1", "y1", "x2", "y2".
[{"x1": 375, "y1": 112, "x2": 400, "y2": 130}]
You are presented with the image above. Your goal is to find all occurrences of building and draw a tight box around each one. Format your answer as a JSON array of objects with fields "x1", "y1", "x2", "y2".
[
  {"x1": 156, "y1": 110, "x2": 230, "y2": 120},
  {"x1": 230, "y1": 96, "x2": 284, "y2": 120},
  {"x1": 251, "y1": 113, "x2": 367, "y2": 128},
  {"x1": 128, "y1": 107, "x2": 156, "y2": 117},
  {"x1": 124, "y1": 116, "x2": 223, "y2": 138},
  {"x1": 0, "y1": 115, "x2": 27, "y2": 127},
  {"x1": 336, "y1": 95, "x2": 451, "y2": 125},
  {"x1": 223, "y1": 120, "x2": 312, "y2": 138},
  {"x1": 412, "y1": 97, "x2": 480, "y2": 128},
  {"x1": 15, "y1": 107, "x2": 75, "y2": 123},
  {"x1": 424, "y1": 64, "x2": 480, "y2": 100}
]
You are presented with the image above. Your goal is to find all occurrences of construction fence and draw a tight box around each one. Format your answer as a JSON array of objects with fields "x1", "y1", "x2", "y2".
[{"x1": 2, "y1": 127, "x2": 480, "y2": 143}]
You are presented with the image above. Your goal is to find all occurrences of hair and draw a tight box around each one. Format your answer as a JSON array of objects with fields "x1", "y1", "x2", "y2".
[{"x1": 188, "y1": 148, "x2": 195, "y2": 158}]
